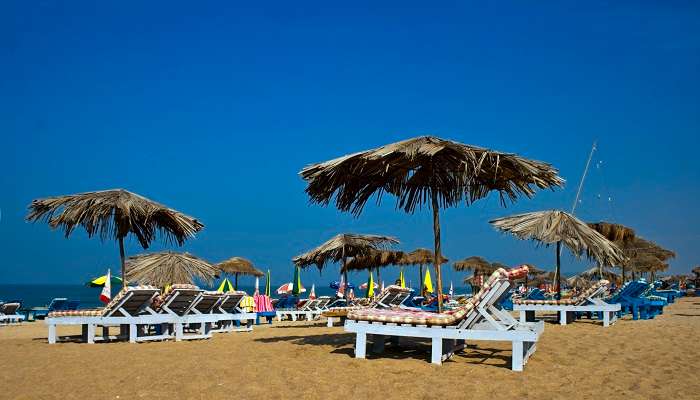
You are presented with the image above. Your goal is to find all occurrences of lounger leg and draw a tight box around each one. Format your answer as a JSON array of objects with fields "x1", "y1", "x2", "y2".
[
  {"x1": 175, "y1": 323, "x2": 183, "y2": 341},
  {"x1": 519, "y1": 311, "x2": 526, "y2": 323},
  {"x1": 355, "y1": 333, "x2": 367, "y2": 359},
  {"x1": 129, "y1": 324, "x2": 137, "y2": 343},
  {"x1": 512, "y1": 341, "x2": 524, "y2": 372},
  {"x1": 431, "y1": 337, "x2": 443, "y2": 365},
  {"x1": 48, "y1": 324, "x2": 56, "y2": 344},
  {"x1": 603, "y1": 311, "x2": 610, "y2": 327},
  {"x1": 559, "y1": 311, "x2": 567, "y2": 325},
  {"x1": 87, "y1": 324, "x2": 95, "y2": 344},
  {"x1": 102, "y1": 326, "x2": 109, "y2": 340},
  {"x1": 327, "y1": 317, "x2": 334, "y2": 327}
]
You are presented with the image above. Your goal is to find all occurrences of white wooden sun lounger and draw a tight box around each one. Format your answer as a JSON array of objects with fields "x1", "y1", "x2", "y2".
[
  {"x1": 344, "y1": 267, "x2": 543, "y2": 371},
  {"x1": 155, "y1": 285, "x2": 218, "y2": 341},
  {"x1": 0, "y1": 303, "x2": 25, "y2": 325},
  {"x1": 46, "y1": 286, "x2": 163, "y2": 344},
  {"x1": 325, "y1": 287, "x2": 413, "y2": 327},
  {"x1": 513, "y1": 280, "x2": 621, "y2": 327},
  {"x1": 276, "y1": 296, "x2": 331, "y2": 322},
  {"x1": 212, "y1": 291, "x2": 257, "y2": 333}
]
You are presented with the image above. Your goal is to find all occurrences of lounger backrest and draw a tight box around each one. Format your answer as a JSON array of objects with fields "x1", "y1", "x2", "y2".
[
  {"x1": 374, "y1": 285, "x2": 413, "y2": 308},
  {"x1": 0, "y1": 302, "x2": 21, "y2": 315},
  {"x1": 459, "y1": 266, "x2": 528, "y2": 329},
  {"x1": 218, "y1": 291, "x2": 247, "y2": 313},
  {"x1": 65, "y1": 300, "x2": 80, "y2": 310},
  {"x1": 574, "y1": 280, "x2": 610, "y2": 305},
  {"x1": 102, "y1": 286, "x2": 160, "y2": 317},
  {"x1": 159, "y1": 284, "x2": 203, "y2": 316},
  {"x1": 47, "y1": 298, "x2": 68, "y2": 311},
  {"x1": 299, "y1": 299, "x2": 316, "y2": 311},
  {"x1": 194, "y1": 292, "x2": 224, "y2": 313},
  {"x1": 314, "y1": 296, "x2": 332, "y2": 310}
]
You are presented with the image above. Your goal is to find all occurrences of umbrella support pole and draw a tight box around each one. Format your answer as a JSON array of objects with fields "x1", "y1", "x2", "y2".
[
  {"x1": 119, "y1": 236, "x2": 126, "y2": 289},
  {"x1": 431, "y1": 192, "x2": 444, "y2": 313}
]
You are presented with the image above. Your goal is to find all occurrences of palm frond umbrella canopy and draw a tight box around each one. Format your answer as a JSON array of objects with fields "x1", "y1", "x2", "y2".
[
  {"x1": 300, "y1": 136, "x2": 564, "y2": 312},
  {"x1": 453, "y1": 256, "x2": 499, "y2": 291},
  {"x1": 620, "y1": 237, "x2": 675, "y2": 281},
  {"x1": 215, "y1": 257, "x2": 264, "y2": 290},
  {"x1": 580, "y1": 265, "x2": 620, "y2": 282},
  {"x1": 342, "y1": 249, "x2": 405, "y2": 285},
  {"x1": 293, "y1": 233, "x2": 399, "y2": 290},
  {"x1": 566, "y1": 275, "x2": 590, "y2": 289},
  {"x1": 26, "y1": 189, "x2": 204, "y2": 288},
  {"x1": 588, "y1": 221, "x2": 636, "y2": 282},
  {"x1": 125, "y1": 252, "x2": 218, "y2": 288},
  {"x1": 490, "y1": 210, "x2": 626, "y2": 298},
  {"x1": 397, "y1": 248, "x2": 448, "y2": 294}
]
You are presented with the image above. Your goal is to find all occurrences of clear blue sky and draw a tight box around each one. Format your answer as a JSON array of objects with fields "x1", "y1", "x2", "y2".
[{"x1": 2, "y1": 1, "x2": 698, "y2": 286}]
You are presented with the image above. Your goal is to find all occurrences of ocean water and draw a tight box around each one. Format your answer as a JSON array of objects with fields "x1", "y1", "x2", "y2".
[{"x1": 0, "y1": 283, "x2": 472, "y2": 309}]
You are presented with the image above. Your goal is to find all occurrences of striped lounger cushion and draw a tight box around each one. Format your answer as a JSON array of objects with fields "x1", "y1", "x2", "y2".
[
  {"x1": 514, "y1": 280, "x2": 610, "y2": 306},
  {"x1": 348, "y1": 266, "x2": 528, "y2": 326},
  {"x1": 47, "y1": 285, "x2": 158, "y2": 318}
]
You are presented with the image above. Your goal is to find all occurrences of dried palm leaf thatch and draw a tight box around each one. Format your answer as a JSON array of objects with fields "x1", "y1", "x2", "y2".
[
  {"x1": 693, "y1": 266, "x2": 700, "y2": 276},
  {"x1": 453, "y1": 256, "x2": 500, "y2": 277},
  {"x1": 26, "y1": 189, "x2": 204, "y2": 287},
  {"x1": 566, "y1": 275, "x2": 591, "y2": 289},
  {"x1": 293, "y1": 233, "x2": 399, "y2": 272},
  {"x1": 621, "y1": 237, "x2": 675, "y2": 262},
  {"x1": 396, "y1": 248, "x2": 448, "y2": 266},
  {"x1": 628, "y1": 253, "x2": 669, "y2": 273},
  {"x1": 490, "y1": 210, "x2": 626, "y2": 267},
  {"x1": 342, "y1": 250, "x2": 405, "y2": 272},
  {"x1": 299, "y1": 136, "x2": 564, "y2": 312},
  {"x1": 215, "y1": 257, "x2": 264, "y2": 277},
  {"x1": 588, "y1": 222, "x2": 636, "y2": 244},
  {"x1": 580, "y1": 265, "x2": 620, "y2": 281},
  {"x1": 300, "y1": 136, "x2": 564, "y2": 215},
  {"x1": 125, "y1": 252, "x2": 218, "y2": 288},
  {"x1": 491, "y1": 210, "x2": 625, "y2": 298}
]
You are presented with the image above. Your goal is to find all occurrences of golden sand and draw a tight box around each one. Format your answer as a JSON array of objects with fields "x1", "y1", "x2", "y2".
[{"x1": 1, "y1": 297, "x2": 698, "y2": 400}]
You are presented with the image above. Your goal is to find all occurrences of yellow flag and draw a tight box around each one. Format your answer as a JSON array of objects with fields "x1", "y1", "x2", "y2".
[
  {"x1": 424, "y1": 269, "x2": 434, "y2": 293},
  {"x1": 399, "y1": 268, "x2": 406, "y2": 288}
]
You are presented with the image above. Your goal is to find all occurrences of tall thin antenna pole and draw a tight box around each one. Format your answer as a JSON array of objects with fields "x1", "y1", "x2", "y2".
[{"x1": 571, "y1": 141, "x2": 597, "y2": 215}]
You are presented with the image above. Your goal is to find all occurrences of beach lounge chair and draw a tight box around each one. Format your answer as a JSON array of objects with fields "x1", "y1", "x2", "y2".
[
  {"x1": 323, "y1": 286, "x2": 414, "y2": 327},
  {"x1": 212, "y1": 291, "x2": 257, "y2": 332},
  {"x1": 276, "y1": 296, "x2": 332, "y2": 322},
  {"x1": 254, "y1": 294, "x2": 276, "y2": 324},
  {"x1": 344, "y1": 266, "x2": 542, "y2": 371},
  {"x1": 513, "y1": 280, "x2": 621, "y2": 327},
  {"x1": 607, "y1": 281, "x2": 666, "y2": 320},
  {"x1": 153, "y1": 284, "x2": 219, "y2": 341},
  {"x1": 45, "y1": 286, "x2": 161, "y2": 344},
  {"x1": 0, "y1": 302, "x2": 25, "y2": 324}
]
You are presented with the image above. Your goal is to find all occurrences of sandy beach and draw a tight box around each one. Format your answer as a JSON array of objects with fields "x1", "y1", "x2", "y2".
[{"x1": 0, "y1": 297, "x2": 697, "y2": 400}]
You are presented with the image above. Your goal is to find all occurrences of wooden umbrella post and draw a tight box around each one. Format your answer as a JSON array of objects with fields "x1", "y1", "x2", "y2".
[
  {"x1": 431, "y1": 191, "x2": 444, "y2": 313},
  {"x1": 235, "y1": 273, "x2": 239, "y2": 290},
  {"x1": 555, "y1": 241, "x2": 562, "y2": 299},
  {"x1": 418, "y1": 264, "x2": 423, "y2": 296},
  {"x1": 119, "y1": 236, "x2": 127, "y2": 289},
  {"x1": 342, "y1": 244, "x2": 348, "y2": 299}
]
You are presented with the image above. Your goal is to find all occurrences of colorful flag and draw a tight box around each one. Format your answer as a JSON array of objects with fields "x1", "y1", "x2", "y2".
[
  {"x1": 254, "y1": 277, "x2": 260, "y2": 296},
  {"x1": 449, "y1": 281, "x2": 454, "y2": 297},
  {"x1": 424, "y1": 269, "x2": 434, "y2": 294},
  {"x1": 399, "y1": 268, "x2": 406, "y2": 288},
  {"x1": 99, "y1": 269, "x2": 112, "y2": 304},
  {"x1": 365, "y1": 271, "x2": 375, "y2": 298},
  {"x1": 309, "y1": 284, "x2": 316, "y2": 300}
]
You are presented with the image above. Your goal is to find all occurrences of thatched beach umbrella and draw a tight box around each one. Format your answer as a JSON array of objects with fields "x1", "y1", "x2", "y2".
[
  {"x1": 300, "y1": 136, "x2": 563, "y2": 311},
  {"x1": 453, "y1": 256, "x2": 499, "y2": 291},
  {"x1": 125, "y1": 251, "x2": 218, "y2": 288},
  {"x1": 621, "y1": 237, "x2": 675, "y2": 281},
  {"x1": 215, "y1": 257, "x2": 264, "y2": 290},
  {"x1": 490, "y1": 210, "x2": 625, "y2": 298},
  {"x1": 580, "y1": 265, "x2": 619, "y2": 282},
  {"x1": 26, "y1": 189, "x2": 204, "y2": 288},
  {"x1": 342, "y1": 249, "x2": 405, "y2": 285},
  {"x1": 397, "y1": 248, "x2": 448, "y2": 296},
  {"x1": 588, "y1": 221, "x2": 636, "y2": 282},
  {"x1": 293, "y1": 233, "x2": 398, "y2": 290},
  {"x1": 566, "y1": 275, "x2": 590, "y2": 289}
]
